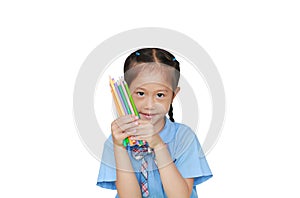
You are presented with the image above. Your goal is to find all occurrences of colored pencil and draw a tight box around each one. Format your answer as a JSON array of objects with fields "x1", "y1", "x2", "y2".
[
  {"x1": 123, "y1": 78, "x2": 140, "y2": 118},
  {"x1": 120, "y1": 77, "x2": 135, "y2": 116},
  {"x1": 109, "y1": 76, "x2": 146, "y2": 147},
  {"x1": 114, "y1": 81, "x2": 126, "y2": 114},
  {"x1": 117, "y1": 80, "x2": 132, "y2": 115},
  {"x1": 109, "y1": 76, "x2": 124, "y2": 116},
  {"x1": 111, "y1": 89, "x2": 122, "y2": 116}
]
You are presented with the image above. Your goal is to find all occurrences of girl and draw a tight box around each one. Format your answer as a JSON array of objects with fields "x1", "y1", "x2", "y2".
[{"x1": 97, "y1": 48, "x2": 212, "y2": 198}]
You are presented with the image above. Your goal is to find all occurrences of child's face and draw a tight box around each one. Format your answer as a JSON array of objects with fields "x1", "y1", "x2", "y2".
[{"x1": 128, "y1": 64, "x2": 180, "y2": 132}]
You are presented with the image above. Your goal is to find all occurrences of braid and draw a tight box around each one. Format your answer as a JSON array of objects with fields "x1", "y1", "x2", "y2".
[{"x1": 168, "y1": 104, "x2": 175, "y2": 122}]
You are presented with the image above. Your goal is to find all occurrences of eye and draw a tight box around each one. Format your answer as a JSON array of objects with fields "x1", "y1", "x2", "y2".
[
  {"x1": 136, "y1": 91, "x2": 144, "y2": 96},
  {"x1": 157, "y1": 93, "x2": 165, "y2": 98}
]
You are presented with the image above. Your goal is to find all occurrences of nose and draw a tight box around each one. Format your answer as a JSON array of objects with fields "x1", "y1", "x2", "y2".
[{"x1": 144, "y1": 96, "x2": 155, "y2": 110}]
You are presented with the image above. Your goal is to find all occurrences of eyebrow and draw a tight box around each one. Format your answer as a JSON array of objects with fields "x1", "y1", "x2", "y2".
[
  {"x1": 135, "y1": 87, "x2": 169, "y2": 92},
  {"x1": 156, "y1": 89, "x2": 169, "y2": 92}
]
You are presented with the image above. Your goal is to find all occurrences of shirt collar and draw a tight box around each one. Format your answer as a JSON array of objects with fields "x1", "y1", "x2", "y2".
[{"x1": 159, "y1": 116, "x2": 176, "y2": 143}]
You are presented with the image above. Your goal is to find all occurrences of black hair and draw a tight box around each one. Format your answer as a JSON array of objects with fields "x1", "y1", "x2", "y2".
[{"x1": 124, "y1": 48, "x2": 180, "y2": 122}]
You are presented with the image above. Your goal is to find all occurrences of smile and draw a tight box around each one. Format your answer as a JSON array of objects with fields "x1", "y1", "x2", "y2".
[{"x1": 140, "y1": 113, "x2": 156, "y2": 119}]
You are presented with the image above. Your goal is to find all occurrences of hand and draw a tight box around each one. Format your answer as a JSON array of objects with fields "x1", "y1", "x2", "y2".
[
  {"x1": 126, "y1": 120, "x2": 164, "y2": 149},
  {"x1": 111, "y1": 115, "x2": 139, "y2": 147}
]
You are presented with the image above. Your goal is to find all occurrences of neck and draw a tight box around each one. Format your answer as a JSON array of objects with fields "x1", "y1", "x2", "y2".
[{"x1": 155, "y1": 117, "x2": 166, "y2": 133}]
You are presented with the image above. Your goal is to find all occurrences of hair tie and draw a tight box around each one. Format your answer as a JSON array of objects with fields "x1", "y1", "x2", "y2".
[
  {"x1": 172, "y1": 57, "x2": 176, "y2": 61},
  {"x1": 135, "y1": 52, "x2": 140, "y2": 56}
]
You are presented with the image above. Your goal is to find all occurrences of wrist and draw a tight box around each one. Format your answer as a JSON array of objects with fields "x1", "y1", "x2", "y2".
[
  {"x1": 152, "y1": 142, "x2": 166, "y2": 151},
  {"x1": 148, "y1": 134, "x2": 165, "y2": 149},
  {"x1": 113, "y1": 142, "x2": 127, "y2": 151},
  {"x1": 152, "y1": 143, "x2": 173, "y2": 169}
]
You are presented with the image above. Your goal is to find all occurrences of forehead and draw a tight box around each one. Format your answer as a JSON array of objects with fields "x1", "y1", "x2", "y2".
[
  {"x1": 132, "y1": 81, "x2": 172, "y2": 92},
  {"x1": 126, "y1": 62, "x2": 178, "y2": 91}
]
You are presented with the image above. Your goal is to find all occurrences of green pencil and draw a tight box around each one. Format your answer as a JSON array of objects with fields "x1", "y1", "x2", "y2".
[
  {"x1": 117, "y1": 81, "x2": 132, "y2": 115},
  {"x1": 123, "y1": 80, "x2": 140, "y2": 118}
]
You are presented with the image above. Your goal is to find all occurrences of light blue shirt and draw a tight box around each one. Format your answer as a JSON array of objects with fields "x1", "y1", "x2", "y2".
[{"x1": 97, "y1": 117, "x2": 213, "y2": 197}]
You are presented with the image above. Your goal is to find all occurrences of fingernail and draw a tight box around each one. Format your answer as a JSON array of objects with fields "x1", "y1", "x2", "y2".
[{"x1": 135, "y1": 121, "x2": 139, "y2": 125}]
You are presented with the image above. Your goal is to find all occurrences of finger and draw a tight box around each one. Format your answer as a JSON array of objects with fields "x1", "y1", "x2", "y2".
[
  {"x1": 126, "y1": 126, "x2": 153, "y2": 136},
  {"x1": 115, "y1": 114, "x2": 139, "y2": 125},
  {"x1": 135, "y1": 122, "x2": 154, "y2": 132},
  {"x1": 116, "y1": 119, "x2": 139, "y2": 132},
  {"x1": 112, "y1": 115, "x2": 138, "y2": 132},
  {"x1": 125, "y1": 120, "x2": 153, "y2": 134},
  {"x1": 115, "y1": 131, "x2": 130, "y2": 141},
  {"x1": 135, "y1": 119, "x2": 151, "y2": 125},
  {"x1": 125, "y1": 128, "x2": 137, "y2": 133},
  {"x1": 131, "y1": 134, "x2": 152, "y2": 141}
]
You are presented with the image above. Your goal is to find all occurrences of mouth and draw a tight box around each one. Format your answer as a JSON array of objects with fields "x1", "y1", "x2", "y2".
[{"x1": 140, "y1": 112, "x2": 156, "y2": 119}]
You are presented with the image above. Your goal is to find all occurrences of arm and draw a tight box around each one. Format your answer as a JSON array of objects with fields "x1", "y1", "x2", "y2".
[
  {"x1": 111, "y1": 115, "x2": 142, "y2": 198},
  {"x1": 114, "y1": 145, "x2": 141, "y2": 198},
  {"x1": 128, "y1": 120, "x2": 194, "y2": 197},
  {"x1": 153, "y1": 142, "x2": 194, "y2": 198}
]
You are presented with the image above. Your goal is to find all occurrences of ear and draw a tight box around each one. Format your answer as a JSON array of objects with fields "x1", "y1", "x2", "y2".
[{"x1": 172, "y1": 87, "x2": 181, "y2": 100}]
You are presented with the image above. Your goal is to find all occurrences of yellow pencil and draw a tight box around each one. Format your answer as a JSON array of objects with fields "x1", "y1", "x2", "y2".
[
  {"x1": 111, "y1": 89, "x2": 122, "y2": 116},
  {"x1": 109, "y1": 76, "x2": 125, "y2": 116}
]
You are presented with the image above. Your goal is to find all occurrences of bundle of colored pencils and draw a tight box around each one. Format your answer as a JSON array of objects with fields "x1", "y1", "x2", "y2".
[{"x1": 109, "y1": 76, "x2": 147, "y2": 147}]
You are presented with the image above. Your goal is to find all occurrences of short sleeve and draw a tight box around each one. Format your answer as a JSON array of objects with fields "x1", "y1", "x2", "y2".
[
  {"x1": 173, "y1": 125, "x2": 213, "y2": 186},
  {"x1": 96, "y1": 136, "x2": 117, "y2": 190}
]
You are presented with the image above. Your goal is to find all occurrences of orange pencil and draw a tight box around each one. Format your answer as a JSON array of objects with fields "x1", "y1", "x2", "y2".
[
  {"x1": 109, "y1": 76, "x2": 125, "y2": 116},
  {"x1": 111, "y1": 89, "x2": 122, "y2": 116}
]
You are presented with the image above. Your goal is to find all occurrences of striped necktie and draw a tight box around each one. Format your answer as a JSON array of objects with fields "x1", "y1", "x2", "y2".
[{"x1": 132, "y1": 145, "x2": 153, "y2": 197}]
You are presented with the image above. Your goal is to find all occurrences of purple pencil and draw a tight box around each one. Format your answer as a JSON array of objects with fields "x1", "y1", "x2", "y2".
[
  {"x1": 120, "y1": 77, "x2": 135, "y2": 115},
  {"x1": 113, "y1": 79, "x2": 127, "y2": 114}
]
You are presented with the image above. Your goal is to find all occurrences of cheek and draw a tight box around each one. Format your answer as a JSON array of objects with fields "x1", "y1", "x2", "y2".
[
  {"x1": 163, "y1": 96, "x2": 174, "y2": 110},
  {"x1": 154, "y1": 100, "x2": 171, "y2": 112},
  {"x1": 162, "y1": 101, "x2": 171, "y2": 111}
]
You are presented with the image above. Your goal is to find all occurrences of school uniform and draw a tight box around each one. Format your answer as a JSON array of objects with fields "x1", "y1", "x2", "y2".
[{"x1": 97, "y1": 117, "x2": 213, "y2": 197}]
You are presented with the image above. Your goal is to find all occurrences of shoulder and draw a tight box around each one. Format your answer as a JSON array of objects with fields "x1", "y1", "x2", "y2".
[
  {"x1": 172, "y1": 122, "x2": 197, "y2": 143},
  {"x1": 163, "y1": 118, "x2": 195, "y2": 140}
]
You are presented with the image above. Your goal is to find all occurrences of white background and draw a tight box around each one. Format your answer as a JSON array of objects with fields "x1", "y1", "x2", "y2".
[{"x1": 1, "y1": 0, "x2": 299, "y2": 197}]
